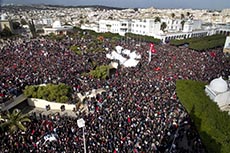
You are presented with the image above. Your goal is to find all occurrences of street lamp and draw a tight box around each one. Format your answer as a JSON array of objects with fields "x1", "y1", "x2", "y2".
[{"x1": 77, "y1": 118, "x2": 86, "y2": 153}]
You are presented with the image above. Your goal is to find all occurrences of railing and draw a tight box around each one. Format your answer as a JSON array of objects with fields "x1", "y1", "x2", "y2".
[
  {"x1": 0, "y1": 94, "x2": 27, "y2": 111},
  {"x1": 0, "y1": 98, "x2": 14, "y2": 110}
]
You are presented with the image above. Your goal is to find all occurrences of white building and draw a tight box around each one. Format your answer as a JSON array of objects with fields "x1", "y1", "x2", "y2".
[
  {"x1": 162, "y1": 18, "x2": 183, "y2": 32},
  {"x1": 224, "y1": 36, "x2": 230, "y2": 54},
  {"x1": 81, "y1": 23, "x2": 99, "y2": 32},
  {"x1": 43, "y1": 20, "x2": 73, "y2": 35},
  {"x1": 83, "y1": 17, "x2": 222, "y2": 42},
  {"x1": 205, "y1": 77, "x2": 230, "y2": 113},
  {"x1": 131, "y1": 19, "x2": 149, "y2": 35},
  {"x1": 99, "y1": 19, "x2": 131, "y2": 36},
  {"x1": 42, "y1": 18, "x2": 53, "y2": 25},
  {"x1": 98, "y1": 18, "x2": 162, "y2": 37}
]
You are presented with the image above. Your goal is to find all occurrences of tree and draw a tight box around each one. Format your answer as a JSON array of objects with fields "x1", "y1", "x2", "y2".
[
  {"x1": 20, "y1": 18, "x2": 28, "y2": 25},
  {"x1": 85, "y1": 20, "x2": 89, "y2": 24},
  {"x1": 0, "y1": 26, "x2": 13, "y2": 37},
  {"x1": 70, "y1": 45, "x2": 82, "y2": 55},
  {"x1": 0, "y1": 109, "x2": 31, "y2": 133},
  {"x1": 79, "y1": 20, "x2": 84, "y2": 25},
  {"x1": 12, "y1": 21, "x2": 21, "y2": 30},
  {"x1": 36, "y1": 29, "x2": 44, "y2": 34},
  {"x1": 134, "y1": 8, "x2": 138, "y2": 12},
  {"x1": 171, "y1": 13, "x2": 175, "y2": 18},
  {"x1": 176, "y1": 80, "x2": 230, "y2": 153},
  {"x1": 89, "y1": 65, "x2": 111, "y2": 79},
  {"x1": 24, "y1": 84, "x2": 71, "y2": 103},
  {"x1": 154, "y1": 16, "x2": 161, "y2": 23},
  {"x1": 181, "y1": 20, "x2": 186, "y2": 30},
  {"x1": 160, "y1": 22, "x2": 167, "y2": 32},
  {"x1": 28, "y1": 19, "x2": 36, "y2": 38}
]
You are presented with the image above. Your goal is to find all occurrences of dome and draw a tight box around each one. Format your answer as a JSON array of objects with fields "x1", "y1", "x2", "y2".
[
  {"x1": 52, "y1": 21, "x2": 62, "y2": 28},
  {"x1": 209, "y1": 77, "x2": 228, "y2": 93},
  {"x1": 1, "y1": 13, "x2": 8, "y2": 20}
]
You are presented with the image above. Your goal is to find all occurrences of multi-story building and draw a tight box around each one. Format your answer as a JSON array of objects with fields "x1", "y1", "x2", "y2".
[
  {"x1": 42, "y1": 18, "x2": 53, "y2": 26},
  {"x1": 99, "y1": 19, "x2": 131, "y2": 36},
  {"x1": 97, "y1": 18, "x2": 210, "y2": 42},
  {"x1": 162, "y1": 18, "x2": 183, "y2": 32},
  {"x1": 0, "y1": 14, "x2": 13, "y2": 32}
]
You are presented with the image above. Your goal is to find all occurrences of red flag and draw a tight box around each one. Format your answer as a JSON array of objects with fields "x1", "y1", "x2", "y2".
[
  {"x1": 151, "y1": 48, "x2": 156, "y2": 53},
  {"x1": 150, "y1": 43, "x2": 156, "y2": 53},
  {"x1": 210, "y1": 52, "x2": 216, "y2": 57},
  {"x1": 127, "y1": 117, "x2": 131, "y2": 123},
  {"x1": 154, "y1": 67, "x2": 161, "y2": 71},
  {"x1": 150, "y1": 43, "x2": 154, "y2": 48},
  {"x1": 150, "y1": 43, "x2": 154, "y2": 51}
]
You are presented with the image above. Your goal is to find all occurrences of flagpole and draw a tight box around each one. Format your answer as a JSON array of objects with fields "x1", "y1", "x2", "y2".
[
  {"x1": 148, "y1": 45, "x2": 152, "y2": 64},
  {"x1": 83, "y1": 127, "x2": 86, "y2": 153}
]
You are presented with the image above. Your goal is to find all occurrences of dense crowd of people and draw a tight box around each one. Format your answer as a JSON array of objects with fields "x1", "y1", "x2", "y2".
[{"x1": 0, "y1": 33, "x2": 229, "y2": 152}]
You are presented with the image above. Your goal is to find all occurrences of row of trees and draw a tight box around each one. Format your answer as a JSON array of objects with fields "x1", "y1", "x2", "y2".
[
  {"x1": 23, "y1": 84, "x2": 71, "y2": 103},
  {"x1": 170, "y1": 34, "x2": 226, "y2": 51},
  {"x1": 71, "y1": 27, "x2": 160, "y2": 44},
  {"x1": 125, "y1": 33, "x2": 161, "y2": 44},
  {"x1": 176, "y1": 80, "x2": 230, "y2": 153}
]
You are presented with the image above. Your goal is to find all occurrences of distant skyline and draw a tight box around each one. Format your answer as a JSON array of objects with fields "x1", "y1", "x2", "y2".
[{"x1": 1, "y1": 0, "x2": 230, "y2": 10}]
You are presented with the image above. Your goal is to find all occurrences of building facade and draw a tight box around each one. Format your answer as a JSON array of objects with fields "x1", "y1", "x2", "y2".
[
  {"x1": 43, "y1": 20, "x2": 73, "y2": 35},
  {"x1": 0, "y1": 14, "x2": 13, "y2": 32},
  {"x1": 81, "y1": 17, "x2": 227, "y2": 43},
  {"x1": 224, "y1": 36, "x2": 230, "y2": 54}
]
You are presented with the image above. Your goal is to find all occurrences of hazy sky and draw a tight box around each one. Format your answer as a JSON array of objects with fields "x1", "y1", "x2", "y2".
[{"x1": 1, "y1": 0, "x2": 230, "y2": 10}]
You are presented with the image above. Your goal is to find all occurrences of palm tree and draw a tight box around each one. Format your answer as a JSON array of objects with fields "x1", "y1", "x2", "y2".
[
  {"x1": 161, "y1": 22, "x2": 167, "y2": 32},
  {"x1": 154, "y1": 16, "x2": 161, "y2": 23},
  {"x1": 28, "y1": 19, "x2": 36, "y2": 38},
  {"x1": 0, "y1": 109, "x2": 31, "y2": 133},
  {"x1": 181, "y1": 14, "x2": 185, "y2": 19},
  {"x1": 171, "y1": 13, "x2": 175, "y2": 19},
  {"x1": 181, "y1": 20, "x2": 186, "y2": 30}
]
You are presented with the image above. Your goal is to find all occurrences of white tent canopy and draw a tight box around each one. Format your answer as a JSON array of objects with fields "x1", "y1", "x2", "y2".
[{"x1": 106, "y1": 46, "x2": 141, "y2": 67}]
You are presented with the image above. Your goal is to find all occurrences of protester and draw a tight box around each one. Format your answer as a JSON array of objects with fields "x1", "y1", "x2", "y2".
[{"x1": 0, "y1": 34, "x2": 229, "y2": 152}]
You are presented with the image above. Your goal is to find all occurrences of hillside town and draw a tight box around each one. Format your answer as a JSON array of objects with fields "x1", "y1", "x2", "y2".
[{"x1": 1, "y1": 5, "x2": 230, "y2": 42}]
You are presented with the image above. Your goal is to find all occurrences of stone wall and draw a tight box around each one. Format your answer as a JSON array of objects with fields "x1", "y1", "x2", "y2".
[{"x1": 27, "y1": 98, "x2": 76, "y2": 111}]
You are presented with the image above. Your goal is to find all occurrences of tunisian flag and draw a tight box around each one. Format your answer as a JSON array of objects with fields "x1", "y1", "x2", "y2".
[
  {"x1": 210, "y1": 52, "x2": 216, "y2": 57},
  {"x1": 154, "y1": 67, "x2": 161, "y2": 71},
  {"x1": 150, "y1": 43, "x2": 156, "y2": 53},
  {"x1": 148, "y1": 43, "x2": 156, "y2": 63}
]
